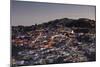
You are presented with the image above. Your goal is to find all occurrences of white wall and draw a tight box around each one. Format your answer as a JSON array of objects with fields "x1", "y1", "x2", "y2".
[
  {"x1": 18, "y1": 0, "x2": 96, "y2": 5},
  {"x1": 0, "y1": 0, "x2": 99, "y2": 67}
]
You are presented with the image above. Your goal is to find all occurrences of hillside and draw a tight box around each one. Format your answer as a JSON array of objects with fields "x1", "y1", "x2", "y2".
[{"x1": 11, "y1": 18, "x2": 96, "y2": 66}]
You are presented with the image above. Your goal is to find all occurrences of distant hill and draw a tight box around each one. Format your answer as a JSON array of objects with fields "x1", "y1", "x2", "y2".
[
  {"x1": 39, "y1": 18, "x2": 95, "y2": 28},
  {"x1": 12, "y1": 18, "x2": 95, "y2": 34}
]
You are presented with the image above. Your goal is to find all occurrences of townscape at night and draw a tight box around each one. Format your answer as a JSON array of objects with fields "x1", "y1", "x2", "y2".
[{"x1": 11, "y1": 18, "x2": 96, "y2": 66}]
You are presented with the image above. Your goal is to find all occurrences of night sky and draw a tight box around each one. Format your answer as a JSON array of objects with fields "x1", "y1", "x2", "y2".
[{"x1": 11, "y1": 0, "x2": 95, "y2": 26}]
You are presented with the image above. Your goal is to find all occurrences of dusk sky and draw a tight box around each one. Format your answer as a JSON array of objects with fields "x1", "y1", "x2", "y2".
[{"x1": 11, "y1": 1, "x2": 95, "y2": 26}]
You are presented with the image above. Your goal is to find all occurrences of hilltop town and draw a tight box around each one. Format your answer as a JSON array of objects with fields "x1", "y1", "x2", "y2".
[{"x1": 11, "y1": 18, "x2": 96, "y2": 66}]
